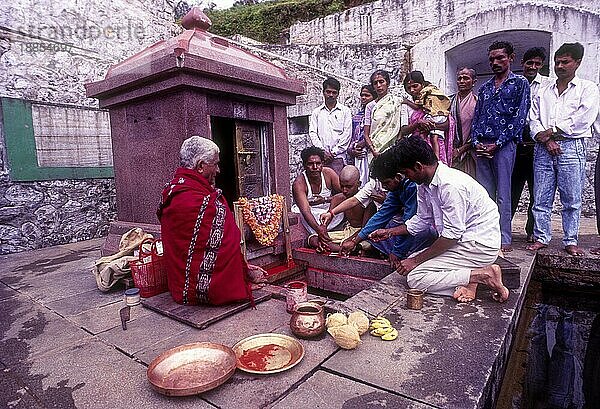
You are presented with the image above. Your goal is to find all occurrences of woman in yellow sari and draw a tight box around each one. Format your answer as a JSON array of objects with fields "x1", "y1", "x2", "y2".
[{"x1": 363, "y1": 70, "x2": 403, "y2": 161}]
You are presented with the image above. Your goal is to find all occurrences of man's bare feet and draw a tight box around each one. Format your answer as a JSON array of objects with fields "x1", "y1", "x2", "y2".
[
  {"x1": 501, "y1": 244, "x2": 513, "y2": 253},
  {"x1": 472, "y1": 264, "x2": 509, "y2": 303},
  {"x1": 526, "y1": 241, "x2": 547, "y2": 251},
  {"x1": 565, "y1": 245, "x2": 585, "y2": 256},
  {"x1": 453, "y1": 283, "x2": 478, "y2": 303},
  {"x1": 590, "y1": 247, "x2": 600, "y2": 256}
]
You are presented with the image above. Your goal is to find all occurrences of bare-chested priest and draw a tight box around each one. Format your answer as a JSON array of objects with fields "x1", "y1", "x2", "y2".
[{"x1": 292, "y1": 146, "x2": 343, "y2": 245}]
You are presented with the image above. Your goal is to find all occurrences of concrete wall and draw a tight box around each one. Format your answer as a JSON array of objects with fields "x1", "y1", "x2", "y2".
[{"x1": 0, "y1": 0, "x2": 178, "y2": 254}]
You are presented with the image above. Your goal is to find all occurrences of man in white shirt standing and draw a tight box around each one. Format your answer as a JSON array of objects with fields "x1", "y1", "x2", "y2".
[
  {"x1": 527, "y1": 42, "x2": 600, "y2": 256},
  {"x1": 369, "y1": 136, "x2": 509, "y2": 303},
  {"x1": 309, "y1": 77, "x2": 353, "y2": 175}
]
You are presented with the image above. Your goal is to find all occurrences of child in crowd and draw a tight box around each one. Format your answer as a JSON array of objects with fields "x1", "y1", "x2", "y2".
[{"x1": 402, "y1": 71, "x2": 454, "y2": 165}]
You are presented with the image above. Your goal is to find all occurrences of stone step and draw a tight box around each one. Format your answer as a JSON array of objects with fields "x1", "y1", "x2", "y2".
[
  {"x1": 306, "y1": 267, "x2": 377, "y2": 298},
  {"x1": 293, "y1": 248, "x2": 392, "y2": 280}
]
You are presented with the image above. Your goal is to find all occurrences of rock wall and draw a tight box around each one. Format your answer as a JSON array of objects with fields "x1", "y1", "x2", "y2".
[
  {"x1": 0, "y1": 0, "x2": 178, "y2": 254},
  {"x1": 0, "y1": 0, "x2": 179, "y2": 105},
  {"x1": 289, "y1": 0, "x2": 600, "y2": 46},
  {"x1": 0, "y1": 174, "x2": 116, "y2": 254}
]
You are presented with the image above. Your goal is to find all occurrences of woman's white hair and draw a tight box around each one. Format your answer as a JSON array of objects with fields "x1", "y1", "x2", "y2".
[{"x1": 179, "y1": 136, "x2": 220, "y2": 169}]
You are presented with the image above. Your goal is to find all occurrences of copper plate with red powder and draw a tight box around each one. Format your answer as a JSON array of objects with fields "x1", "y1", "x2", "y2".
[{"x1": 233, "y1": 334, "x2": 304, "y2": 374}]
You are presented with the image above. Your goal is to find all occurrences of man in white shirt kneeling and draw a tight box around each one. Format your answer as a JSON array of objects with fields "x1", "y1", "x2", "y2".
[{"x1": 369, "y1": 136, "x2": 509, "y2": 303}]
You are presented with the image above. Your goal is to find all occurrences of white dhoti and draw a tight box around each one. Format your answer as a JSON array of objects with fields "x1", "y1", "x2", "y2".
[{"x1": 406, "y1": 241, "x2": 499, "y2": 297}]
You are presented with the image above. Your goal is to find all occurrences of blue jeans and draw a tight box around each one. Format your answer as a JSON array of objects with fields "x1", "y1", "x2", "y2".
[
  {"x1": 532, "y1": 138, "x2": 586, "y2": 247},
  {"x1": 476, "y1": 140, "x2": 516, "y2": 246},
  {"x1": 368, "y1": 220, "x2": 438, "y2": 259}
]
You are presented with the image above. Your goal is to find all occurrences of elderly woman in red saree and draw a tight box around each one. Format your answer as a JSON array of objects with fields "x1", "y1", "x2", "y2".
[
  {"x1": 157, "y1": 136, "x2": 265, "y2": 305},
  {"x1": 400, "y1": 71, "x2": 455, "y2": 166},
  {"x1": 363, "y1": 70, "x2": 403, "y2": 161}
]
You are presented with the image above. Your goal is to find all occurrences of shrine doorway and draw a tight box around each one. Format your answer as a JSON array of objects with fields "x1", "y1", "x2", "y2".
[{"x1": 210, "y1": 117, "x2": 271, "y2": 206}]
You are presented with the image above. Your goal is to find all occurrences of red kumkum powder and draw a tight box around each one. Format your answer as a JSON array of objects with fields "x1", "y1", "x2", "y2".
[{"x1": 239, "y1": 344, "x2": 281, "y2": 371}]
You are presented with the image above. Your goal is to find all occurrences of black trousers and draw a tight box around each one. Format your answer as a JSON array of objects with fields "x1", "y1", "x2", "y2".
[
  {"x1": 511, "y1": 143, "x2": 535, "y2": 236},
  {"x1": 596, "y1": 150, "x2": 600, "y2": 235}
]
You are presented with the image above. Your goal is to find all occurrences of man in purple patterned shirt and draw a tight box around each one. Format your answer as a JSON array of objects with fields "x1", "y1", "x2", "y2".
[{"x1": 471, "y1": 41, "x2": 530, "y2": 252}]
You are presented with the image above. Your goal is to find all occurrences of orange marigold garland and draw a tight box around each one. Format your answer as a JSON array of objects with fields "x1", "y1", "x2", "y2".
[{"x1": 239, "y1": 195, "x2": 285, "y2": 246}]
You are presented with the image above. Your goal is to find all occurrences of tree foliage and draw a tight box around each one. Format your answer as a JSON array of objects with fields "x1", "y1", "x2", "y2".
[{"x1": 205, "y1": 0, "x2": 365, "y2": 44}]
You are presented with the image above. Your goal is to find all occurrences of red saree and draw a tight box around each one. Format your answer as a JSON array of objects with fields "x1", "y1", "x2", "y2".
[{"x1": 158, "y1": 168, "x2": 252, "y2": 305}]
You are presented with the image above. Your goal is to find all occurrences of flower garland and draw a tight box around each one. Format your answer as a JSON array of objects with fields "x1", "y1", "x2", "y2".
[{"x1": 239, "y1": 194, "x2": 285, "y2": 246}]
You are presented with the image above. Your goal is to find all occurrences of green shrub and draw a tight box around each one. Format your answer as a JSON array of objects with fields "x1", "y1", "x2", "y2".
[{"x1": 205, "y1": 0, "x2": 348, "y2": 43}]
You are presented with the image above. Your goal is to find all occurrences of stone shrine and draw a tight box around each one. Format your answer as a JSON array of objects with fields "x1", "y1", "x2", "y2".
[{"x1": 86, "y1": 8, "x2": 304, "y2": 255}]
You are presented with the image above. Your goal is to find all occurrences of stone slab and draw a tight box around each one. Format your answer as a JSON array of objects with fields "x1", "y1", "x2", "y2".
[
  {"x1": 201, "y1": 324, "x2": 338, "y2": 409},
  {"x1": 0, "y1": 282, "x2": 16, "y2": 301},
  {"x1": 327, "y1": 273, "x2": 407, "y2": 316},
  {"x1": 45, "y1": 288, "x2": 123, "y2": 317},
  {"x1": 293, "y1": 248, "x2": 392, "y2": 279},
  {"x1": 0, "y1": 255, "x2": 100, "y2": 304},
  {"x1": 531, "y1": 248, "x2": 600, "y2": 289},
  {"x1": 270, "y1": 370, "x2": 431, "y2": 409},
  {"x1": 0, "y1": 366, "x2": 45, "y2": 409},
  {"x1": 67, "y1": 297, "x2": 153, "y2": 335},
  {"x1": 142, "y1": 289, "x2": 272, "y2": 329},
  {"x1": 94, "y1": 311, "x2": 192, "y2": 356},
  {"x1": 306, "y1": 267, "x2": 377, "y2": 297},
  {"x1": 323, "y1": 281, "x2": 522, "y2": 408},
  {"x1": 135, "y1": 298, "x2": 291, "y2": 365},
  {"x1": 0, "y1": 294, "x2": 90, "y2": 369},
  {"x1": 0, "y1": 244, "x2": 83, "y2": 276},
  {"x1": 9, "y1": 337, "x2": 214, "y2": 409}
]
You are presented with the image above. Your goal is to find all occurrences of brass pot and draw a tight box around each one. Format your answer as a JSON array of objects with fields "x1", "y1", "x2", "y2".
[
  {"x1": 289, "y1": 302, "x2": 325, "y2": 338},
  {"x1": 406, "y1": 289, "x2": 425, "y2": 310}
]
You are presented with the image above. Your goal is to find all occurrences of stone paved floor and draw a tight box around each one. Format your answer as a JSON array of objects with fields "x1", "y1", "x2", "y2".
[{"x1": 0, "y1": 215, "x2": 597, "y2": 409}]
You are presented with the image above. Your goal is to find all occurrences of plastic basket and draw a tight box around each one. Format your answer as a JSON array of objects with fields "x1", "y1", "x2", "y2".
[{"x1": 130, "y1": 238, "x2": 168, "y2": 298}]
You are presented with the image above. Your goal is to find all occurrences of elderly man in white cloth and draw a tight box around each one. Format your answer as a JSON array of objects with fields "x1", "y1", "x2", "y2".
[{"x1": 369, "y1": 136, "x2": 509, "y2": 303}]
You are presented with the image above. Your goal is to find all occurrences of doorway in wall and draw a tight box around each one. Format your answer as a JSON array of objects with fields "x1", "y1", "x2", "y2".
[{"x1": 445, "y1": 30, "x2": 552, "y2": 94}]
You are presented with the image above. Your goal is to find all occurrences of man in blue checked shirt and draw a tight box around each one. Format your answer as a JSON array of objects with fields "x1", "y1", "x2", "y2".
[{"x1": 471, "y1": 41, "x2": 530, "y2": 252}]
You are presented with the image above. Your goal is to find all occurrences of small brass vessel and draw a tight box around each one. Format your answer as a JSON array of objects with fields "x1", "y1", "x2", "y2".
[
  {"x1": 406, "y1": 289, "x2": 425, "y2": 310},
  {"x1": 289, "y1": 302, "x2": 326, "y2": 338}
]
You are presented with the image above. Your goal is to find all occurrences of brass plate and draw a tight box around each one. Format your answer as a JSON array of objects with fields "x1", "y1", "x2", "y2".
[
  {"x1": 233, "y1": 333, "x2": 304, "y2": 374},
  {"x1": 147, "y1": 342, "x2": 236, "y2": 396}
]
